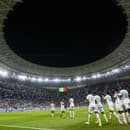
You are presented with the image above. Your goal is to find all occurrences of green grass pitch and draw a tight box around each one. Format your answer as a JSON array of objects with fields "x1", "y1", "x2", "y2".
[{"x1": 0, "y1": 107, "x2": 130, "y2": 130}]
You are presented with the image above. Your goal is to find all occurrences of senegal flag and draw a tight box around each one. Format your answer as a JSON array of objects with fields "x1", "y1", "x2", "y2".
[{"x1": 58, "y1": 87, "x2": 67, "y2": 93}]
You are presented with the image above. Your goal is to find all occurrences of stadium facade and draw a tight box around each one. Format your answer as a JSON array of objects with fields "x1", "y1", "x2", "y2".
[{"x1": 0, "y1": 0, "x2": 130, "y2": 88}]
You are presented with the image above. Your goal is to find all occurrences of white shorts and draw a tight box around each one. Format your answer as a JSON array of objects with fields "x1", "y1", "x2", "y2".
[
  {"x1": 51, "y1": 108, "x2": 55, "y2": 111},
  {"x1": 108, "y1": 102, "x2": 114, "y2": 111},
  {"x1": 61, "y1": 108, "x2": 65, "y2": 111},
  {"x1": 123, "y1": 98, "x2": 130, "y2": 109},
  {"x1": 96, "y1": 104, "x2": 104, "y2": 113},
  {"x1": 115, "y1": 103, "x2": 123, "y2": 112},
  {"x1": 88, "y1": 104, "x2": 97, "y2": 113},
  {"x1": 69, "y1": 105, "x2": 75, "y2": 111}
]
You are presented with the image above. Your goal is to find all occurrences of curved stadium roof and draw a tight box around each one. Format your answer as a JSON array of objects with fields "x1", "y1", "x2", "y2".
[{"x1": 0, "y1": 0, "x2": 130, "y2": 78}]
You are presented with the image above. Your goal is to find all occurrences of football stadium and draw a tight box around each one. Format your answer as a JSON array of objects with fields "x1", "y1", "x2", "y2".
[{"x1": 0, "y1": 0, "x2": 130, "y2": 130}]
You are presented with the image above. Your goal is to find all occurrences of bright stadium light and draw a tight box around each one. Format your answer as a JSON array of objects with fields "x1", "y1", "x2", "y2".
[
  {"x1": 105, "y1": 72, "x2": 111, "y2": 76},
  {"x1": 37, "y1": 77, "x2": 43, "y2": 82},
  {"x1": 31, "y1": 77, "x2": 37, "y2": 82},
  {"x1": 66, "y1": 78, "x2": 71, "y2": 82},
  {"x1": 44, "y1": 78, "x2": 49, "y2": 82},
  {"x1": 91, "y1": 74, "x2": 97, "y2": 79},
  {"x1": 53, "y1": 78, "x2": 61, "y2": 83},
  {"x1": 124, "y1": 65, "x2": 130, "y2": 69},
  {"x1": 18, "y1": 75, "x2": 27, "y2": 81},
  {"x1": 112, "y1": 68, "x2": 120, "y2": 74},
  {"x1": 61, "y1": 78, "x2": 71, "y2": 82},
  {"x1": 3, "y1": 71, "x2": 9, "y2": 77},
  {"x1": 83, "y1": 76, "x2": 87, "y2": 80},
  {"x1": 96, "y1": 73, "x2": 101, "y2": 78},
  {"x1": 91, "y1": 73, "x2": 101, "y2": 79},
  {"x1": 0, "y1": 70, "x2": 9, "y2": 77},
  {"x1": 124, "y1": 65, "x2": 129, "y2": 69},
  {"x1": 74, "y1": 76, "x2": 82, "y2": 82}
]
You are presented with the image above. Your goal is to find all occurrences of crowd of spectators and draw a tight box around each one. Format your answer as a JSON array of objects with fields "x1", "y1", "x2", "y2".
[{"x1": 0, "y1": 80, "x2": 130, "y2": 111}]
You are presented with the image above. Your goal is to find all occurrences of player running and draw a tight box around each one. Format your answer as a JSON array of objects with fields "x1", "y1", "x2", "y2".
[
  {"x1": 103, "y1": 91, "x2": 120, "y2": 122},
  {"x1": 50, "y1": 102, "x2": 55, "y2": 117},
  {"x1": 94, "y1": 95, "x2": 109, "y2": 124},
  {"x1": 120, "y1": 89, "x2": 130, "y2": 123},
  {"x1": 85, "y1": 93, "x2": 102, "y2": 126},
  {"x1": 60, "y1": 100, "x2": 66, "y2": 118},
  {"x1": 69, "y1": 98, "x2": 75, "y2": 119},
  {"x1": 114, "y1": 90, "x2": 128, "y2": 125}
]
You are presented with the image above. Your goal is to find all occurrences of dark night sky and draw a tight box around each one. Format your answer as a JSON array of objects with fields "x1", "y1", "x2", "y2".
[{"x1": 4, "y1": 0, "x2": 128, "y2": 67}]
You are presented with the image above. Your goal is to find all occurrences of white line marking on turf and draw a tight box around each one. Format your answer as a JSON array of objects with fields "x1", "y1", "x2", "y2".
[{"x1": 0, "y1": 125, "x2": 55, "y2": 130}]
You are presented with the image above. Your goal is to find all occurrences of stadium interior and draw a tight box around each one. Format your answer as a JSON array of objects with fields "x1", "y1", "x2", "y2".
[{"x1": 0, "y1": 0, "x2": 130, "y2": 130}]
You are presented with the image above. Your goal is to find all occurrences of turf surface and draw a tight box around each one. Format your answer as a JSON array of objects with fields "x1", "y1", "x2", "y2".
[{"x1": 0, "y1": 108, "x2": 130, "y2": 130}]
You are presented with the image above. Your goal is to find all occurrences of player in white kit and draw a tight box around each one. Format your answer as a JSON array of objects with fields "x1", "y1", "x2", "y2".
[
  {"x1": 50, "y1": 102, "x2": 55, "y2": 117},
  {"x1": 114, "y1": 90, "x2": 128, "y2": 125},
  {"x1": 85, "y1": 93, "x2": 102, "y2": 126},
  {"x1": 104, "y1": 91, "x2": 119, "y2": 121},
  {"x1": 69, "y1": 98, "x2": 75, "y2": 119},
  {"x1": 94, "y1": 95, "x2": 109, "y2": 124},
  {"x1": 60, "y1": 100, "x2": 65, "y2": 118},
  {"x1": 120, "y1": 89, "x2": 130, "y2": 124}
]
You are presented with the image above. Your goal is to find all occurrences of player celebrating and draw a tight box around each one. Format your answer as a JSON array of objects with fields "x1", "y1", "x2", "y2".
[
  {"x1": 104, "y1": 91, "x2": 120, "y2": 122},
  {"x1": 50, "y1": 102, "x2": 55, "y2": 117},
  {"x1": 120, "y1": 89, "x2": 130, "y2": 123},
  {"x1": 60, "y1": 100, "x2": 66, "y2": 118},
  {"x1": 85, "y1": 93, "x2": 102, "y2": 126},
  {"x1": 94, "y1": 95, "x2": 109, "y2": 124},
  {"x1": 114, "y1": 90, "x2": 128, "y2": 125},
  {"x1": 69, "y1": 98, "x2": 75, "y2": 119}
]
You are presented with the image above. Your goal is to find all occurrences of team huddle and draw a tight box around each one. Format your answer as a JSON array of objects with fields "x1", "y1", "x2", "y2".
[{"x1": 50, "y1": 88, "x2": 130, "y2": 127}]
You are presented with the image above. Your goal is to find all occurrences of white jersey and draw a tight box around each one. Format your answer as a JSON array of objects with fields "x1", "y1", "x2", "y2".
[
  {"x1": 114, "y1": 93, "x2": 122, "y2": 103},
  {"x1": 94, "y1": 95, "x2": 104, "y2": 113},
  {"x1": 114, "y1": 93, "x2": 123, "y2": 111},
  {"x1": 105, "y1": 95, "x2": 113, "y2": 106},
  {"x1": 87, "y1": 94, "x2": 95, "y2": 106},
  {"x1": 87, "y1": 94, "x2": 97, "y2": 113},
  {"x1": 120, "y1": 89, "x2": 129, "y2": 99},
  {"x1": 94, "y1": 95, "x2": 103, "y2": 107},
  {"x1": 50, "y1": 103, "x2": 55, "y2": 111},
  {"x1": 60, "y1": 101, "x2": 65, "y2": 111},
  {"x1": 120, "y1": 89, "x2": 130, "y2": 109},
  {"x1": 69, "y1": 98, "x2": 75, "y2": 108},
  {"x1": 105, "y1": 95, "x2": 114, "y2": 111}
]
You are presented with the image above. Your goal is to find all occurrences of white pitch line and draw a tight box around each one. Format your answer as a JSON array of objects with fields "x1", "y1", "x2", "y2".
[{"x1": 0, "y1": 125, "x2": 55, "y2": 130}]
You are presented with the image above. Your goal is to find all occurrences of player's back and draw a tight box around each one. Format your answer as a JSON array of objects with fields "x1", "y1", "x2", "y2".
[
  {"x1": 94, "y1": 95, "x2": 101, "y2": 104},
  {"x1": 114, "y1": 93, "x2": 123, "y2": 104},
  {"x1": 60, "y1": 101, "x2": 65, "y2": 108},
  {"x1": 69, "y1": 98, "x2": 74, "y2": 102},
  {"x1": 87, "y1": 94, "x2": 95, "y2": 105},
  {"x1": 69, "y1": 98, "x2": 74, "y2": 107},
  {"x1": 120, "y1": 89, "x2": 129, "y2": 99},
  {"x1": 60, "y1": 101, "x2": 65, "y2": 111},
  {"x1": 105, "y1": 95, "x2": 112, "y2": 104}
]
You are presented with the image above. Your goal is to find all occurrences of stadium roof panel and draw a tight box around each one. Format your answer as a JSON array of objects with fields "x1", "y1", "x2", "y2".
[{"x1": 0, "y1": 0, "x2": 130, "y2": 77}]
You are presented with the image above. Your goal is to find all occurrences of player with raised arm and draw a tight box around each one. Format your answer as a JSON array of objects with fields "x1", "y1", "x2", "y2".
[
  {"x1": 85, "y1": 92, "x2": 102, "y2": 126},
  {"x1": 120, "y1": 88, "x2": 130, "y2": 123},
  {"x1": 69, "y1": 98, "x2": 75, "y2": 119},
  {"x1": 94, "y1": 95, "x2": 109, "y2": 124}
]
